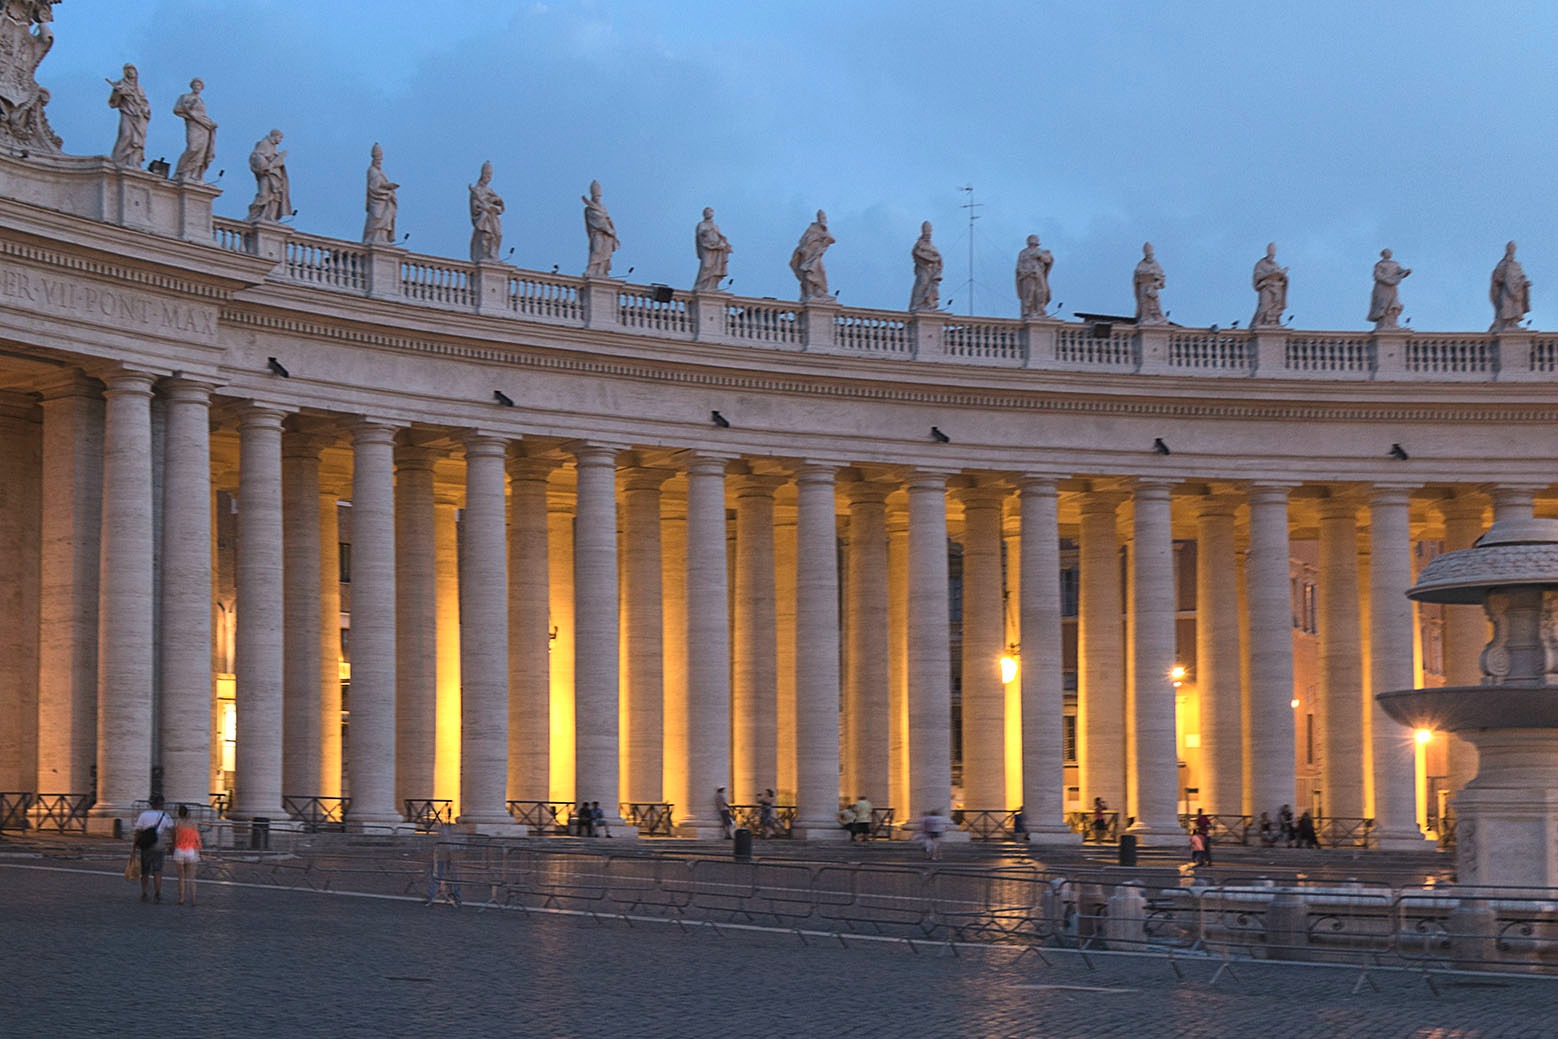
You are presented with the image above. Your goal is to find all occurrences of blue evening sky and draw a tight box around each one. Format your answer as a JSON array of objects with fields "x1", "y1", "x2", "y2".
[{"x1": 36, "y1": 1, "x2": 1558, "y2": 332}]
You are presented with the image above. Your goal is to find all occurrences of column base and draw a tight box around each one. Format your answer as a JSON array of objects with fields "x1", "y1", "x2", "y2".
[
  {"x1": 1371, "y1": 827, "x2": 1430, "y2": 851},
  {"x1": 1124, "y1": 821, "x2": 1188, "y2": 845},
  {"x1": 790, "y1": 823, "x2": 852, "y2": 842},
  {"x1": 1024, "y1": 824, "x2": 1083, "y2": 847},
  {"x1": 454, "y1": 817, "x2": 529, "y2": 837},
  {"x1": 346, "y1": 813, "x2": 411, "y2": 833},
  {"x1": 676, "y1": 822, "x2": 731, "y2": 840}
]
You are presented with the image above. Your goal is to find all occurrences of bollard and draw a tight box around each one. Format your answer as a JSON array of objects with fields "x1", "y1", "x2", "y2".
[
  {"x1": 732, "y1": 827, "x2": 752, "y2": 860},
  {"x1": 250, "y1": 817, "x2": 270, "y2": 851},
  {"x1": 1118, "y1": 832, "x2": 1138, "y2": 867}
]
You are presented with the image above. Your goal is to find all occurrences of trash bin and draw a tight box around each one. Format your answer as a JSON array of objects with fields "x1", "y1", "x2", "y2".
[
  {"x1": 250, "y1": 817, "x2": 270, "y2": 851},
  {"x1": 1118, "y1": 833, "x2": 1138, "y2": 867},
  {"x1": 732, "y1": 827, "x2": 752, "y2": 861}
]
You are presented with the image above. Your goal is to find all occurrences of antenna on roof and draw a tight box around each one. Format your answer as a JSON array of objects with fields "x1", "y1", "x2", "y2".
[{"x1": 959, "y1": 184, "x2": 982, "y2": 318}]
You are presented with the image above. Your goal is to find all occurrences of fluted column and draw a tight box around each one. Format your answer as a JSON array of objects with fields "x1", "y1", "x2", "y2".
[
  {"x1": 1318, "y1": 496, "x2": 1365, "y2": 820},
  {"x1": 793, "y1": 464, "x2": 845, "y2": 838},
  {"x1": 317, "y1": 486, "x2": 342, "y2": 797},
  {"x1": 393, "y1": 442, "x2": 438, "y2": 810},
  {"x1": 680, "y1": 455, "x2": 731, "y2": 835},
  {"x1": 1128, "y1": 480, "x2": 1180, "y2": 836},
  {"x1": 620, "y1": 466, "x2": 668, "y2": 804},
  {"x1": 458, "y1": 433, "x2": 513, "y2": 827},
  {"x1": 732, "y1": 473, "x2": 783, "y2": 802},
  {"x1": 1195, "y1": 495, "x2": 1242, "y2": 815},
  {"x1": 1438, "y1": 493, "x2": 1486, "y2": 796},
  {"x1": 346, "y1": 420, "x2": 400, "y2": 825},
  {"x1": 506, "y1": 455, "x2": 552, "y2": 801},
  {"x1": 907, "y1": 472, "x2": 954, "y2": 819},
  {"x1": 959, "y1": 483, "x2": 1008, "y2": 810},
  {"x1": 1246, "y1": 484, "x2": 1296, "y2": 818},
  {"x1": 433, "y1": 493, "x2": 461, "y2": 805},
  {"x1": 1369, "y1": 486, "x2": 1425, "y2": 846},
  {"x1": 159, "y1": 379, "x2": 214, "y2": 806},
  {"x1": 281, "y1": 431, "x2": 324, "y2": 799},
  {"x1": 845, "y1": 481, "x2": 891, "y2": 805},
  {"x1": 1018, "y1": 476, "x2": 1072, "y2": 840},
  {"x1": 572, "y1": 444, "x2": 625, "y2": 827},
  {"x1": 1078, "y1": 491, "x2": 1126, "y2": 811}
]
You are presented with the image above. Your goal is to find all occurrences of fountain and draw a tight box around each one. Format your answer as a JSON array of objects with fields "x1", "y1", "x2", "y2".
[{"x1": 1377, "y1": 518, "x2": 1558, "y2": 887}]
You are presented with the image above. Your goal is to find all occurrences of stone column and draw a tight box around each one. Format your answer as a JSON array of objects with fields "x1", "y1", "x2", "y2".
[
  {"x1": 346, "y1": 420, "x2": 400, "y2": 826},
  {"x1": 845, "y1": 481, "x2": 892, "y2": 805},
  {"x1": 281, "y1": 432, "x2": 324, "y2": 799},
  {"x1": 393, "y1": 441, "x2": 438, "y2": 810},
  {"x1": 36, "y1": 373, "x2": 102, "y2": 795},
  {"x1": 620, "y1": 466, "x2": 668, "y2": 805},
  {"x1": 458, "y1": 433, "x2": 514, "y2": 828},
  {"x1": 1438, "y1": 493, "x2": 1486, "y2": 795},
  {"x1": 907, "y1": 472, "x2": 955, "y2": 820},
  {"x1": 317, "y1": 486, "x2": 342, "y2": 798},
  {"x1": 1195, "y1": 495, "x2": 1243, "y2": 815},
  {"x1": 231, "y1": 405, "x2": 287, "y2": 821},
  {"x1": 0, "y1": 396, "x2": 40, "y2": 793},
  {"x1": 506, "y1": 455, "x2": 552, "y2": 802},
  {"x1": 1490, "y1": 485, "x2": 1541, "y2": 524},
  {"x1": 546, "y1": 485, "x2": 576, "y2": 803},
  {"x1": 433, "y1": 493, "x2": 461, "y2": 805},
  {"x1": 958, "y1": 483, "x2": 1008, "y2": 810},
  {"x1": 1317, "y1": 496, "x2": 1365, "y2": 820},
  {"x1": 792, "y1": 464, "x2": 845, "y2": 838},
  {"x1": 660, "y1": 489, "x2": 690, "y2": 821},
  {"x1": 887, "y1": 509, "x2": 910, "y2": 818},
  {"x1": 1127, "y1": 480, "x2": 1180, "y2": 837},
  {"x1": 158, "y1": 379, "x2": 214, "y2": 806},
  {"x1": 1246, "y1": 485, "x2": 1297, "y2": 819},
  {"x1": 679, "y1": 455, "x2": 732, "y2": 835},
  {"x1": 773, "y1": 512, "x2": 798, "y2": 801},
  {"x1": 572, "y1": 443, "x2": 626, "y2": 828},
  {"x1": 1078, "y1": 492, "x2": 1126, "y2": 811},
  {"x1": 732, "y1": 473, "x2": 783, "y2": 802},
  {"x1": 1018, "y1": 477, "x2": 1073, "y2": 841},
  {"x1": 1368, "y1": 486, "x2": 1425, "y2": 846}
]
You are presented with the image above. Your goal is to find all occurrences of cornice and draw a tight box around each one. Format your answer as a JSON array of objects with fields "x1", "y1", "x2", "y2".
[{"x1": 0, "y1": 235, "x2": 231, "y2": 302}]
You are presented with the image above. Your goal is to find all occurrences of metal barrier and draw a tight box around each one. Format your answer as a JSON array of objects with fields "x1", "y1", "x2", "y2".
[
  {"x1": 730, "y1": 803, "x2": 796, "y2": 839},
  {"x1": 209, "y1": 792, "x2": 231, "y2": 817},
  {"x1": 620, "y1": 802, "x2": 675, "y2": 836},
  {"x1": 0, "y1": 791, "x2": 32, "y2": 833},
  {"x1": 33, "y1": 792, "x2": 92, "y2": 832},
  {"x1": 868, "y1": 808, "x2": 895, "y2": 839},
  {"x1": 1065, "y1": 810, "x2": 1120, "y2": 843},
  {"x1": 1317, "y1": 817, "x2": 1374, "y2": 848},
  {"x1": 404, "y1": 799, "x2": 453, "y2": 831},
  {"x1": 955, "y1": 808, "x2": 1022, "y2": 841},
  {"x1": 1177, "y1": 813, "x2": 1252, "y2": 845},
  {"x1": 282, "y1": 795, "x2": 350, "y2": 832}
]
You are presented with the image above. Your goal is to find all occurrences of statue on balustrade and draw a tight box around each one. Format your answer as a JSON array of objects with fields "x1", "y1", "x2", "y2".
[
  {"x1": 468, "y1": 160, "x2": 505, "y2": 262},
  {"x1": 693, "y1": 206, "x2": 731, "y2": 292},
  {"x1": 1251, "y1": 242, "x2": 1288, "y2": 327},
  {"x1": 1133, "y1": 242, "x2": 1166, "y2": 324},
  {"x1": 0, "y1": 0, "x2": 62, "y2": 154},
  {"x1": 171, "y1": 78, "x2": 216, "y2": 182},
  {"x1": 581, "y1": 179, "x2": 618, "y2": 277},
  {"x1": 909, "y1": 221, "x2": 942, "y2": 311},
  {"x1": 789, "y1": 209, "x2": 834, "y2": 301},
  {"x1": 105, "y1": 63, "x2": 149, "y2": 167},
  {"x1": 1368, "y1": 248, "x2": 1410, "y2": 329},
  {"x1": 1015, "y1": 234, "x2": 1054, "y2": 318},
  {"x1": 1490, "y1": 241, "x2": 1532, "y2": 332},
  {"x1": 245, "y1": 129, "x2": 291, "y2": 222},
  {"x1": 361, "y1": 143, "x2": 399, "y2": 244}
]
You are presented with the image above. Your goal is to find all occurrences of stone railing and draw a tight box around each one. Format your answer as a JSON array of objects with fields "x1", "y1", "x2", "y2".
[{"x1": 209, "y1": 216, "x2": 1541, "y2": 381}]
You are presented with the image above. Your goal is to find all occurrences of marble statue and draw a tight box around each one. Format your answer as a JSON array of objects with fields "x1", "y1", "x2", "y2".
[
  {"x1": 361, "y1": 143, "x2": 399, "y2": 244},
  {"x1": 171, "y1": 78, "x2": 216, "y2": 182},
  {"x1": 909, "y1": 221, "x2": 942, "y2": 311},
  {"x1": 1251, "y1": 242, "x2": 1288, "y2": 327},
  {"x1": 0, "y1": 0, "x2": 61, "y2": 154},
  {"x1": 789, "y1": 209, "x2": 834, "y2": 300},
  {"x1": 1368, "y1": 249, "x2": 1411, "y2": 329},
  {"x1": 1015, "y1": 234, "x2": 1054, "y2": 318},
  {"x1": 581, "y1": 180, "x2": 618, "y2": 278},
  {"x1": 1133, "y1": 242, "x2": 1166, "y2": 324},
  {"x1": 105, "y1": 63, "x2": 149, "y2": 168},
  {"x1": 1490, "y1": 241, "x2": 1532, "y2": 332},
  {"x1": 468, "y1": 161, "x2": 504, "y2": 262},
  {"x1": 693, "y1": 207, "x2": 731, "y2": 292},
  {"x1": 245, "y1": 129, "x2": 290, "y2": 222}
]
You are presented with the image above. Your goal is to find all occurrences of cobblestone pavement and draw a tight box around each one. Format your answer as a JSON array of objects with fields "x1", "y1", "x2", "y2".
[{"x1": 3, "y1": 857, "x2": 1555, "y2": 1039}]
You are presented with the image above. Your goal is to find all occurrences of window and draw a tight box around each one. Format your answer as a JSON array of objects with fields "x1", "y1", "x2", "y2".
[
  {"x1": 1060, "y1": 567, "x2": 1079, "y2": 617},
  {"x1": 339, "y1": 542, "x2": 352, "y2": 583},
  {"x1": 1063, "y1": 714, "x2": 1078, "y2": 764}
]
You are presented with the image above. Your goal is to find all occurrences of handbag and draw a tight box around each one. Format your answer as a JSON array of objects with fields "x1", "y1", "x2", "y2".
[{"x1": 124, "y1": 847, "x2": 141, "y2": 881}]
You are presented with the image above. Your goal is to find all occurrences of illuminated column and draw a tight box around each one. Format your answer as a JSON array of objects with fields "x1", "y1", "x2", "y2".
[
  {"x1": 732, "y1": 473, "x2": 783, "y2": 802},
  {"x1": 661, "y1": 489, "x2": 689, "y2": 820},
  {"x1": 1246, "y1": 484, "x2": 1296, "y2": 818},
  {"x1": 572, "y1": 443, "x2": 625, "y2": 827},
  {"x1": 887, "y1": 508, "x2": 909, "y2": 817},
  {"x1": 1318, "y1": 495, "x2": 1365, "y2": 820},
  {"x1": 907, "y1": 472, "x2": 954, "y2": 819},
  {"x1": 159, "y1": 379, "x2": 214, "y2": 806},
  {"x1": 393, "y1": 442, "x2": 438, "y2": 809},
  {"x1": 546, "y1": 482, "x2": 576, "y2": 803},
  {"x1": 1369, "y1": 485, "x2": 1425, "y2": 846},
  {"x1": 773, "y1": 510, "x2": 798, "y2": 801},
  {"x1": 432, "y1": 493, "x2": 461, "y2": 805},
  {"x1": 317, "y1": 486, "x2": 342, "y2": 797},
  {"x1": 506, "y1": 455, "x2": 552, "y2": 801},
  {"x1": 620, "y1": 466, "x2": 668, "y2": 804},
  {"x1": 1438, "y1": 493, "x2": 1486, "y2": 795},
  {"x1": 281, "y1": 430, "x2": 325, "y2": 799},
  {"x1": 1128, "y1": 480, "x2": 1180, "y2": 836},
  {"x1": 845, "y1": 481, "x2": 891, "y2": 805},
  {"x1": 1195, "y1": 495, "x2": 1242, "y2": 815},
  {"x1": 1078, "y1": 491, "x2": 1126, "y2": 811},
  {"x1": 793, "y1": 464, "x2": 845, "y2": 838},
  {"x1": 0, "y1": 395, "x2": 39, "y2": 793},
  {"x1": 36, "y1": 373, "x2": 103, "y2": 795},
  {"x1": 346, "y1": 420, "x2": 400, "y2": 826},
  {"x1": 458, "y1": 433, "x2": 513, "y2": 827},
  {"x1": 680, "y1": 455, "x2": 731, "y2": 835},
  {"x1": 959, "y1": 483, "x2": 1007, "y2": 809},
  {"x1": 1018, "y1": 476, "x2": 1073, "y2": 840}
]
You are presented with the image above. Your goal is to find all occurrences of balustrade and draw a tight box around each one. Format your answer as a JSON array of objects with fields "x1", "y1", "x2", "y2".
[
  {"x1": 211, "y1": 217, "x2": 251, "y2": 253},
  {"x1": 285, "y1": 235, "x2": 366, "y2": 291},
  {"x1": 1169, "y1": 331, "x2": 1251, "y2": 370},
  {"x1": 1407, "y1": 335, "x2": 1493, "y2": 375},
  {"x1": 1531, "y1": 336, "x2": 1558, "y2": 373},
  {"x1": 400, "y1": 258, "x2": 473, "y2": 306},
  {"x1": 508, "y1": 273, "x2": 582, "y2": 322},
  {"x1": 618, "y1": 288, "x2": 691, "y2": 334},
  {"x1": 941, "y1": 320, "x2": 1023, "y2": 361},
  {"x1": 726, "y1": 301, "x2": 801, "y2": 345},
  {"x1": 834, "y1": 309, "x2": 909, "y2": 354},
  {"x1": 1285, "y1": 334, "x2": 1370, "y2": 372},
  {"x1": 1055, "y1": 326, "x2": 1134, "y2": 367}
]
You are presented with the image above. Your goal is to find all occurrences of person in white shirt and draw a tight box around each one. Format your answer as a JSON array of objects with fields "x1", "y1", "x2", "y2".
[{"x1": 130, "y1": 795, "x2": 174, "y2": 903}]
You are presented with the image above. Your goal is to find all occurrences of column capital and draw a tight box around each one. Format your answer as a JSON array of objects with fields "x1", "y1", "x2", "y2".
[
  {"x1": 1016, "y1": 475, "x2": 1061, "y2": 500},
  {"x1": 1014, "y1": 472, "x2": 1068, "y2": 490},
  {"x1": 791, "y1": 462, "x2": 837, "y2": 486},
  {"x1": 679, "y1": 452, "x2": 734, "y2": 479},
  {"x1": 1316, "y1": 491, "x2": 1364, "y2": 519},
  {"x1": 904, "y1": 469, "x2": 953, "y2": 493},
  {"x1": 619, "y1": 466, "x2": 672, "y2": 493},
  {"x1": 1437, "y1": 492, "x2": 1488, "y2": 524},
  {"x1": 1193, "y1": 493, "x2": 1243, "y2": 519},
  {"x1": 462, "y1": 431, "x2": 509, "y2": 459},
  {"x1": 955, "y1": 483, "x2": 1010, "y2": 509},
  {"x1": 158, "y1": 376, "x2": 219, "y2": 404},
  {"x1": 1078, "y1": 489, "x2": 1128, "y2": 516},
  {"x1": 505, "y1": 455, "x2": 555, "y2": 483},
  {"x1": 99, "y1": 367, "x2": 159, "y2": 397},
  {"x1": 844, "y1": 479, "x2": 894, "y2": 506},
  {"x1": 393, "y1": 442, "x2": 441, "y2": 470},
  {"x1": 235, "y1": 403, "x2": 288, "y2": 429},
  {"x1": 1130, "y1": 478, "x2": 1174, "y2": 503},
  {"x1": 347, "y1": 418, "x2": 399, "y2": 445},
  {"x1": 567, "y1": 440, "x2": 626, "y2": 467},
  {"x1": 1245, "y1": 482, "x2": 1295, "y2": 507},
  {"x1": 1483, "y1": 483, "x2": 1548, "y2": 509},
  {"x1": 1368, "y1": 483, "x2": 1418, "y2": 507},
  {"x1": 33, "y1": 368, "x2": 103, "y2": 401},
  {"x1": 281, "y1": 430, "x2": 332, "y2": 462},
  {"x1": 732, "y1": 472, "x2": 788, "y2": 498}
]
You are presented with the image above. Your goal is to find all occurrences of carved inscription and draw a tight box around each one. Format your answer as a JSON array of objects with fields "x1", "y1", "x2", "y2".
[{"x1": 0, "y1": 265, "x2": 216, "y2": 339}]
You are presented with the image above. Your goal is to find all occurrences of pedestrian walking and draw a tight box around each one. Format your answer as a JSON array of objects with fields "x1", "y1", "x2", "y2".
[
  {"x1": 850, "y1": 794, "x2": 873, "y2": 842},
  {"x1": 837, "y1": 800, "x2": 856, "y2": 836},
  {"x1": 1193, "y1": 809, "x2": 1213, "y2": 866},
  {"x1": 918, "y1": 807, "x2": 947, "y2": 861},
  {"x1": 715, "y1": 787, "x2": 733, "y2": 839},
  {"x1": 171, "y1": 804, "x2": 203, "y2": 906},
  {"x1": 1091, "y1": 797, "x2": 1109, "y2": 842},
  {"x1": 130, "y1": 795, "x2": 173, "y2": 903},
  {"x1": 1296, "y1": 810, "x2": 1321, "y2": 848},
  {"x1": 757, "y1": 789, "x2": 777, "y2": 838},
  {"x1": 1279, "y1": 804, "x2": 1296, "y2": 847}
]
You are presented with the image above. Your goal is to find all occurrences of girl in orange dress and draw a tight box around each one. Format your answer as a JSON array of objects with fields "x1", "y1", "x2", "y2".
[{"x1": 171, "y1": 804, "x2": 203, "y2": 906}]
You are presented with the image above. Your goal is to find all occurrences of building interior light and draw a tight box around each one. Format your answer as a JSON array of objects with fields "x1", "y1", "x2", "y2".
[
  {"x1": 1170, "y1": 664, "x2": 1187, "y2": 687},
  {"x1": 999, "y1": 654, "x2": 1019, "y2": 685},
  {"x1": 1291, "y1": 698, "x2": 1300, "y2": 709},
  {"x1": 1415, "y1": 728, "x2": 1433, "y2": 745}
]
